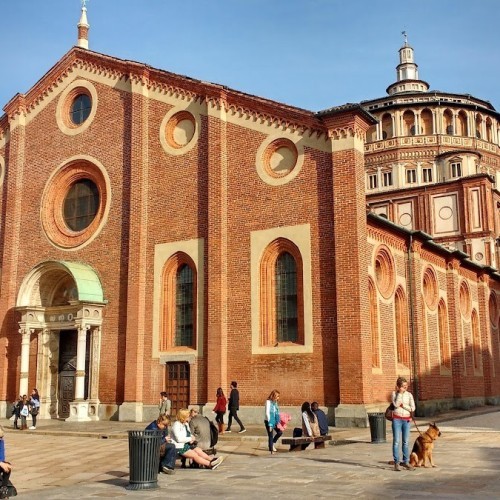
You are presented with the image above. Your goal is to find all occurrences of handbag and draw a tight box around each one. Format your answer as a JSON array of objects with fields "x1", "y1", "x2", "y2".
[
  {"x1": 30, "y1": 407, "x2": 39, "y2": 416},
  {"x1": 385, "y1": 403, "x2": 395, "y2": 421}
]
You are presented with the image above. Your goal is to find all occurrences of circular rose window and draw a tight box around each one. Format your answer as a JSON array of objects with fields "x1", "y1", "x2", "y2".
[
  {"x1": 165, "y1": 111, "x2": 196, "y2": 148},
  {"x1": 262, "y1": 139, "x2": 298, "y2": 178},
  {"x1": 42, "y1": 157, "x2": 110, "y2": 249}
]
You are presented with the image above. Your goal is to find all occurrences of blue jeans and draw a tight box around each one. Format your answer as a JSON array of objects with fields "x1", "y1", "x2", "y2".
[
  {"x1": 160, "y1": 442, "x2": 177, "y2": 470},
  {"x1": 392, "y1": 418, "x2": 411, "y2": 464},
  {"x1": 264, "y1": 420, "x2": 282, "y2": 452}
]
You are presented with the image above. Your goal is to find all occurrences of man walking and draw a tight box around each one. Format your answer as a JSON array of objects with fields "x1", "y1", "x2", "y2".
[{"x1": 226, "y1": 381, "x2": 246, "y2": 433}]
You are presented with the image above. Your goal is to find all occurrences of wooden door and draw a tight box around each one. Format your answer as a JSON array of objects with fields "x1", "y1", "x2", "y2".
[{"x1": 166, "y1": 362, "x2": 190, "y2": 415}]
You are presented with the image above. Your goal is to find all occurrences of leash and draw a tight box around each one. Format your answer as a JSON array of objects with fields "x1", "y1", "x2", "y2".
[{"x1": 412, "y1": 414, "x2": 424, "y2": 436}]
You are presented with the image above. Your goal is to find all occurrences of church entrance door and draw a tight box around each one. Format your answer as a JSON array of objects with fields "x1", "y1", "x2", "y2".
[
  {"x1": 166, "y1": 362, "x2": 190, "y2": 415},
  {"x1": 58, "y1": 330, "x2": 90, "y2": 418}
]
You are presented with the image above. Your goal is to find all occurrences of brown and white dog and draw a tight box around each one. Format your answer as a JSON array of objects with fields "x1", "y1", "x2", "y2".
[{"x1": 409, "y1": 422, "x2": 441, "y2": 468}]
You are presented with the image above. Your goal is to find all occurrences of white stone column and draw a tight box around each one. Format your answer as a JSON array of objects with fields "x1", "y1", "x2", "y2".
[
  {"x1": 75, "y1": 325, "x2": 89, "y2": 400},
  {"x1": 19, "y1": 328, "x2": 32, "y2": 396},
  {"x1": 88, "y1": 326, "x2": 101, "y2": 420}
]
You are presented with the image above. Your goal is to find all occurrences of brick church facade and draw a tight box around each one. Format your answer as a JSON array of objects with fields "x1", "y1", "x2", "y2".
[{"x1": 0, "y1": 8, "x2": 499, "y2": 425}]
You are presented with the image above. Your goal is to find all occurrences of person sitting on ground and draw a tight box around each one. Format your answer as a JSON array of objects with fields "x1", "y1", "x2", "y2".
[
  {"x1": 188, "y1": 409, "x2": 212, "y2": 452},
  {"x1": 0, "y1": 426, "x2": 13, "y2": 495},
  {"x1": 311, "y1": 402, "x2": 329, "y2": 436},
  {"x1": 171, "y1": 409, "x2": 223, "y2": 470},
  {"x1": 145, "y1": 414, "x2": 177, "y2": 475}
]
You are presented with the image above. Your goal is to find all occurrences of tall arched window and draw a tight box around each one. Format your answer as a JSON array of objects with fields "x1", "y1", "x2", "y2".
[
  {"x1": 438, "y1": 300, "x2": 451, "y2": 369},
  {"x1": 275, "y1": 252, "x2": 298, "y2": 342},
  {"x1": 161, "y1": 253, "x2": 197, "y2": 350},
  {"x1": 395, "y1": 287, "x2": 410, "y2": 367},
  {"x1": 260, "y1": 239, "x2": 304, "y2": 346},
  {"x1": 471, "y1": 310, "x2": 481, "y2": 371},
  {"x1": 175, "y1": 264, "x2": 194, "y2": 347},
  {"x1": 369, "y1": 279, "x2": 380, "y2": 368}
]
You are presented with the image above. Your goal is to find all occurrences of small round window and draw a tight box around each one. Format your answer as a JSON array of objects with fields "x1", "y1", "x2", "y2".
[
  {"x1": 63, "y1": 179, "x2": 99, "y2": 231},
  {"x1": 70, "y1": 94, "x2": 92, "y2": 125}
]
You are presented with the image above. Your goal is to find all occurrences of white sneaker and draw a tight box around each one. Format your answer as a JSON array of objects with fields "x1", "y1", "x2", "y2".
[
  {"x1": 273, "y1": 445, "x2": 277, "y2": 452},
  {"x1": 29, "y1": 426, "x2": 36, "y2": 430}
]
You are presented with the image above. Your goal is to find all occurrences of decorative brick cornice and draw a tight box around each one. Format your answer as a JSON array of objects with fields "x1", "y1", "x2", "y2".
[
  {"x1": 420, "y1": 248, "x2": 447, "y2": 269},
  {"x1": 367, "y1": 225, "x2": 406, "y2": 252}
]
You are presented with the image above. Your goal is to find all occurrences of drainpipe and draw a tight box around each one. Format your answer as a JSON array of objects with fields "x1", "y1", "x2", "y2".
[{"x1": 407, "y1": 231, "x2": 421, "y2": 416}]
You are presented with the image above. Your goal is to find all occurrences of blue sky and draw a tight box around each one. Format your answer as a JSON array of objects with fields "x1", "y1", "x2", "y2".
[{"x1": 1, "y1": 0, "x2": 500, "y2": 113}]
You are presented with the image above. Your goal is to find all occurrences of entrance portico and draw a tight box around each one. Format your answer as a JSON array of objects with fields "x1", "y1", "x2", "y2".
[{"x1": 15, "y1": 261, "x2": 106, "y2": 422}]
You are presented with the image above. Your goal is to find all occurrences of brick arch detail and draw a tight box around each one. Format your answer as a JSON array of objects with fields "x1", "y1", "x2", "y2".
[
  {"x1": 160, "y1": 252, "x2": 197, "y2": 351},
  {"x1": 259, "y1": 238, "x2": 304, "y2": 347}
]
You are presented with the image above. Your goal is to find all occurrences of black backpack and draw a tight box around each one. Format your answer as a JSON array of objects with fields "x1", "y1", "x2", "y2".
[{"x1": 209, "y1": 420, "x2": 219, "y2": 447}]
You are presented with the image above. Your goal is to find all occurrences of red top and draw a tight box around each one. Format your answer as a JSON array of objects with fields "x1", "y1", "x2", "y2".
[{"x1": 213, "y1": 395, "x2": 227, "y2": 413}]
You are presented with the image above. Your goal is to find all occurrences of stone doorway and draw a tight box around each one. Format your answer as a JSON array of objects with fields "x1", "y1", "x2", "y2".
[
  {"x1": 57, "y1": 329, "x2": 90, "y2": 418},
  {"x1": 16, "y1": 260, "x2": 105, "y2": 421}
]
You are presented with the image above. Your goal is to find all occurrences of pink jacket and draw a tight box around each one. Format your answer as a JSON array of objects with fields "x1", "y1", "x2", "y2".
[{"x1": 276, "y1": 412, "x2": 292, "y2": 431}]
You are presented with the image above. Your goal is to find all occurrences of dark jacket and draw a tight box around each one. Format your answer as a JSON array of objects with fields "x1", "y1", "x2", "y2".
[
  {"x1": 313, "y1": 409, "x2": 329, "y2": 436},
  {"x1": 228, "y1": 388, "x2": 240, "y2": 411}
]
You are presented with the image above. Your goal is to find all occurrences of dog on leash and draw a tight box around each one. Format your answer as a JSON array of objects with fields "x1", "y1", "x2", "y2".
[{"x1": 409, "y1": 422, "x2": 441, "y2": 468}]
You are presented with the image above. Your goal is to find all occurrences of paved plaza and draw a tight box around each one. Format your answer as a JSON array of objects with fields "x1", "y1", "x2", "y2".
[{"x1": 1, "y1": 407, "x2": 500, "y2": 499}]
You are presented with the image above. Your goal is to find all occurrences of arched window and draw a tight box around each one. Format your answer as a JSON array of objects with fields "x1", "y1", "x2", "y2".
[
  {"x1": 275, "y1": 252, "x2": 298, "y2": 342},
  {"x1": 486, "y1": 118, "x2": 493, "y2": 142},
  {"x1": 475, "y1": 114, "x2": 483, "y2": 139},
  {"x1": 175, "y1": 264, "x2": 195, "y2": 347},
  {"x1": 438, "y1": 300, "x2": 451, "y2": 369},
  {"x1": 403, "y1": 110, "x2": 416, "y2": 136},
  {"x1": 395, "y1": 287, "x2": 410, "y2": 367},
  {"x1": 382, "y1": 113, "x2": 393, "y2": 139},
  {"x1": 161, "y1": 253, "x2": 197, "y2": 350},
  {"x1": 457, "y1": 111, "x2": 468, "y2": 136},
  {"x1": 260, "y1": 239, "x2": 304, "y2": 346},
  {"x1": 369, "y1": 279, "x2": 380, "y2": 368},
  {"x1": 471, "y1": 310, "x2": 481, "y2": 371},
  {"x1": 421, "y1": 109, "x2": 433, "y2": 135},
  {"x1": 443, "y1": 109, "x2": 453, "y2": 135}
]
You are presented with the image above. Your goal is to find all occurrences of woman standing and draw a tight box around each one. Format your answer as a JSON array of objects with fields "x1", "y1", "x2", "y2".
[
  {"x1": 171, "y1": 409, "x2": 224, "y2": 470},
  {"x1": 29, "y1": 389, "x2": 40, "y2": 430},
  {"x1": 213, "y1": 388, "x2": 227, "y2": 435},
  {"x1": 264, "y1": 390, "x2": 282, "y2": 454},
  {"x1": 391, "y1": 376, "x2": 416, "y2": 471},
  {"x1": 19, "y1": 396, "x2": 29, "y2": 430}
]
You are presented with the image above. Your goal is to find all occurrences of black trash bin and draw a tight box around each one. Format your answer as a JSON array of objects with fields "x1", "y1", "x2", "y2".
[
  {"x1": 127, "y1": 430, "x2": 163, "y2": 490},
  {"x1": 368, "y1": 412, "x2": 386, "y2": 443}
]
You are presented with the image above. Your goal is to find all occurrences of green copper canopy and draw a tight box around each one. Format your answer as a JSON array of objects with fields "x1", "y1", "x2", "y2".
[{"x1": 59, "y1": 261, "x2": 104, "y2": 303}]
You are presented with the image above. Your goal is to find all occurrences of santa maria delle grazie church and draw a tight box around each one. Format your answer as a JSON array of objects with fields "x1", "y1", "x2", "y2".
[{"x1": 0, "y1": 7, "x2": 499, "y2": 425}]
